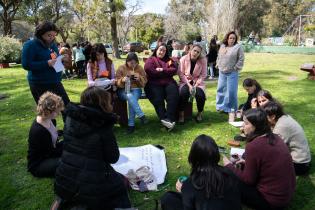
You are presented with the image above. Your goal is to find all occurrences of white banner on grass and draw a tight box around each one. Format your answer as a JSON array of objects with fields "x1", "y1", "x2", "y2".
[{"x1": 112, "y1": 144, "x2": 167, "y2": 185}]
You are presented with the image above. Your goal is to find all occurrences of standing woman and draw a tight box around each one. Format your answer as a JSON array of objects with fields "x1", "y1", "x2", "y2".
[
  {"x1": 87, "y1": 43, "x2": 116, "y2": 87},
  {"x1": 22, "y1": 21, "x2": 70, "y2": 110},
  {"x1": 144, "y1": 43, "x2": 179, "y2": 131},
  {"x1": 178, "y1": 44, "x2": 207, "y2": 124},
  {"x1": 216, "y1": 31, "x2": 244, "y2": 122},
  {"x1": 116, "y1": 53, "x2": 148, "y2": 134}
]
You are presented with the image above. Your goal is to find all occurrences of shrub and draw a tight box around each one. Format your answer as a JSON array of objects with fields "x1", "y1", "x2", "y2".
[{"x1": 0, "y1": 36, "x2": 22, "y2": 63}]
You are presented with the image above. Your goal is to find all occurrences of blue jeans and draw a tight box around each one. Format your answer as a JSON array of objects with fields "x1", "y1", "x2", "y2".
[
  {"x1": 216, "y1": 71, "x2": 239, "y2": 112},
  {"x1": 117, "y1": 88, "x2": 144, "y2": 126}
]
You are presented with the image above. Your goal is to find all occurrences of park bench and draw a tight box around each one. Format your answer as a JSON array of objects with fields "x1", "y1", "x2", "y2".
[
  {"x1": 114, "y1": 91, "x2": 193, "y2": 126},
  {"x1": 300, "y1": 63, "x2": 315, "y2": 80}
]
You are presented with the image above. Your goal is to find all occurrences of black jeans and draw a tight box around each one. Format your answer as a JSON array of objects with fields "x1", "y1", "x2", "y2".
[
  {"x1": 29, "y1": 82, "x2": 70, "y2": 122},
  {"x1": 144, "y1": 82, "x2": 179, "y2": 122},
  {"x1": 240, "y1": 181, "x2": 285, "y2": 210},
  {"x1": 160, "y1": 191, "x2": 183, "y2": 210},
  {"x1": 179, "y1": 84, "x2": 205, "y2": 112},
  {"x1": 76, "y1": 60, "x2": 85, "y2": 77},
  {"x1": 31, "y1": 158, "x2": 60, "y2": 178},
  {"x1": 294, "y1": 162, "x2": 311, "y2": 176}
]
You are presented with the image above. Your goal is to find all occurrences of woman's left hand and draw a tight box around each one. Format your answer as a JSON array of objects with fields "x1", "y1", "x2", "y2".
[
  {"x1": 176, "y1": 180, "x2": 183, "y2": 192},
  {"x1": 223, "y1": 155, "x2": 232, "y2": 166}
]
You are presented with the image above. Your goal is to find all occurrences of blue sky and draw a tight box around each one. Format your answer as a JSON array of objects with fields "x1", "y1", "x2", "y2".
[{"x1": 132, "y1": 0, "x2": 169, "y2": 14}]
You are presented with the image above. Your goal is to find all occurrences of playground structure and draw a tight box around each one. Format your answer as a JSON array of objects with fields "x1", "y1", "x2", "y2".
[{"x1": 283, "y1": 14, "x2": 314, "y2": 46}]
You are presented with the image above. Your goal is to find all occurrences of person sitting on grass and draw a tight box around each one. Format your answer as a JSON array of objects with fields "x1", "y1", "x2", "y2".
[
  {"x1": 27, "y1": 92, "x2": 64, "y2": 178},
  {"x1": 144, "y1": 43, "x2": 179, "y2": 131},
  {"x1": 223, "y1": 108, "x2": 296, "y2": 210},
  {"x1": 116, "y1": 52, "x2": 148, "y2": 134},
  {"x1": 54, "y1": 86, "x2": 131, "y2": 209},
  {"x1": 178, "y1": 44, "x2": 207, "y2": 124},
  {"x1": 264, "y1": 101, "x2": 311, "y2": 176},
  {"x1": 251, "y1": 89, "x2": 274, "y2": 108},
  {"x1": 87, "y1": 43, "x2": 116, "y2": 88},
  {"x1": 161, "y1": 134, "x2": 242, "y2": 210},
  {"x1": 239, "y1": 78, "x2": 262, "y2": 112}
]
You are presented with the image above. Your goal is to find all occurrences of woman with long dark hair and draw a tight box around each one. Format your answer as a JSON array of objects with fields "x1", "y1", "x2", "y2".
[
  {"x1": 22, "y1": 21, "x2": 70, "y2": 117},
  {"x1": 252, "y1": 89, "x2": 274, "y2": 108},
  {"x1": 144, "y1": 43, "x2": 179, "y2": 131},
  {"x1": 87, "y1": 43, "x2": 115, "y2": 87},
  {"x1": 216, "y1": 31, "x2": 244, "y2": 122},
  {"x1": 223, "y1": 108, "x2": 295, "y2": 210},
  {"x1": 240, "y1": 78, "x2": 262, "y2": 112},
  {"x1": 161, "y1": 135, "x2": 242, "y2": 210},
  {"x1": 264, "y1": 101, "x2": 311, "y2": 176}
]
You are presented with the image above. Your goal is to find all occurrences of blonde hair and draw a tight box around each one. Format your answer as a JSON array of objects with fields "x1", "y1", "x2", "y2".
[{"x1": 37, "y1": 92, "x2": 64, "y2": 117}]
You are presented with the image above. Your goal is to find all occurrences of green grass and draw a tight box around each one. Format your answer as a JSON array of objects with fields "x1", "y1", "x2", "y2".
[{"x1": 0, "y1": 53, "x2": 315, "y2": 210}]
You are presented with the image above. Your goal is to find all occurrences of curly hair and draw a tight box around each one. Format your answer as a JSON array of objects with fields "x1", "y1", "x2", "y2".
[{"x1": 37, "y1": 92, "x2": 64, "y2": 117}]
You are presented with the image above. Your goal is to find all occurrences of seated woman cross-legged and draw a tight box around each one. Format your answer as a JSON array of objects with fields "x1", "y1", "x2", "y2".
[
  {"x1": 116, "y1": 52, "x2": 148, "y2": 134},
  {"x1": 144, "y1": 43, "x2": 179, "y2": 131},
  {"x1": 264, "y1": 101, "x2": 311, "y2": 176},
  {"x1": 54, "y1": 87, "x2": 131, "y2": 209},
  {"x1": 161, "y1": 134, "x2": 242, "y2": 210},
  {"x1": 178, "y1": 44, "x2": 207, "y2": 123},
  {"x1": 223, "y1": 108, "x2": 296, "y2": 210},
  {"x1": 27, "y1": 92, "x2": 64, "y2": 178}
]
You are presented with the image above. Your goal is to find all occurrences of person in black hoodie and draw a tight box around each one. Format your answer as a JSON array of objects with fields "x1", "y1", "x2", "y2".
[
  {"x1": 27, "y1": 91, "x2": 64, "y2": 178},
  {"x1": 54, "y1": 86, "x2": 131, "y2": 210}
]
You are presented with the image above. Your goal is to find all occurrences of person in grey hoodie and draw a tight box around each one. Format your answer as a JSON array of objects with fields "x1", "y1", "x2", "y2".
[{"x1": 216, "y1": 31, "x2": 244, "y2": 122}]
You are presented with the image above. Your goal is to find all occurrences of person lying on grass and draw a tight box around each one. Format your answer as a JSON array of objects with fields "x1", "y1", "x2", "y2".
[{"x1": 27, "y1": 91, "x2": 64, "y2": 178}]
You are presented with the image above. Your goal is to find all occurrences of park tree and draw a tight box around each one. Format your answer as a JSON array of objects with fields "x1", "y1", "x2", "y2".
[
  {"x1": 235, "y1": 0, "x2": 271, "y2": 38},
  {"x1": 130, "y1": 13, "x2": 164, "y2": 45},
  {"x1": 263, "y1": 0, "x2": 314, "y2": 36},
  {"x1": 164, "y1": 0, "x2": 204, "y2": 41},
  {"x1": 0, "y1": 0, "x2": 22, "y2": 35},
  {"x1": 19, "y1": 0, "x2": 73, "y2": 42}
]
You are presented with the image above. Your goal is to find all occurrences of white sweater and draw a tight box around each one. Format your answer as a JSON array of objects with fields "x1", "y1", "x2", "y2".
[{"x1": 273, "y1": 115, "x2": 311, "y2": 164}]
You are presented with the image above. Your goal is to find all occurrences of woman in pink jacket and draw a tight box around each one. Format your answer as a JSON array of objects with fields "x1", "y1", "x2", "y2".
[{"x1": 178, "y1": 44, "x2": 207, "y2": 123}]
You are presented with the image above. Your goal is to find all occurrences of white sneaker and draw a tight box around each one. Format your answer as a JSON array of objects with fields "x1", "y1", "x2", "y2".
[
  {"x1": 228, "y1": 112, "x2": 235, "y2": 122},
  {"x1": 161, "y1": 119, "x2": 175, "y2": 129}
]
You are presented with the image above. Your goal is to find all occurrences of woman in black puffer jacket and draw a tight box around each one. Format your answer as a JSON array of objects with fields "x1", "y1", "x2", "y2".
[{"x1": 54, "y1": 86, "x2": 131, "y2": 210}]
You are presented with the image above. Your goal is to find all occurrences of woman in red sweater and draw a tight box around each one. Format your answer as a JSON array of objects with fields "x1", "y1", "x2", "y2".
[
  {"x1": 223, "y1": 108, "x2": 295, "y2": 210},
  {"x1": 144, "y1": 43, "x2": 179, "y2": 131}
]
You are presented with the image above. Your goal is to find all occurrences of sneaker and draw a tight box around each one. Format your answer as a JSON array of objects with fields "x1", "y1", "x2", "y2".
[
  {"x1": 195, "y1": 112, "x2": 203, "y2": 123},
  {"x1": 228, "y1": 112, "x2": 235, "y2": 122},
  {"x1": 161, "y1": 119, "x2": 173, "y2": 128},
  {"x1": 126, "y1": 126, "x2": 135, "y2": 134},
  {"x1": 139, "y1": 115, "x2": 148, "y2": 125}
]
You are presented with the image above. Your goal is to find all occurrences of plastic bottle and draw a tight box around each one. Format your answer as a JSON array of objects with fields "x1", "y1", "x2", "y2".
[{"x1": 125, "y1": 77, "x2": 130, "y2": 94}]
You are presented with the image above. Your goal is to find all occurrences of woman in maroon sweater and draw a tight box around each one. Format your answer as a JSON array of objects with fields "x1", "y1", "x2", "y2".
[
  {"x1": 223, "y1": 108, "x2": 295, "y2": 210},
  {"x1": 144, "y1": 43, "x2": 179, "y2": 131}
]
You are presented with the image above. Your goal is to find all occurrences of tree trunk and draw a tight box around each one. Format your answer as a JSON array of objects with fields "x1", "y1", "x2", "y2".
[
  {"x1": 3, "y1": 19, "x2": 12, "y2": 35},
  {"x1": 110, "y1": 0, "x2": 121, "y2": 59}
]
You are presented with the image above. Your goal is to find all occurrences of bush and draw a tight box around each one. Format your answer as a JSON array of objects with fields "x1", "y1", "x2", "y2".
[{"x1": 0, "y1": 36, "x2": 22, "y2": 63}]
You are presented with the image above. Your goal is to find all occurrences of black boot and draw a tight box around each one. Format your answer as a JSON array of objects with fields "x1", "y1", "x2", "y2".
[{"x1": 126, "y1": 126, "x2": 135, "y2": 134}]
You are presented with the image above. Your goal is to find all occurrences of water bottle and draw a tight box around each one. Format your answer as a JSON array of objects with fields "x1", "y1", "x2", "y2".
[{"x1": 125, "y1": 77, "x2": 130, "y2": 94}]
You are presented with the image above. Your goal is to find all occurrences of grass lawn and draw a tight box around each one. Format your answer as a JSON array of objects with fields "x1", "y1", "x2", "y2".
[{"x1": 0, "y1": 53, "x2": 315, "y2": 210}]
